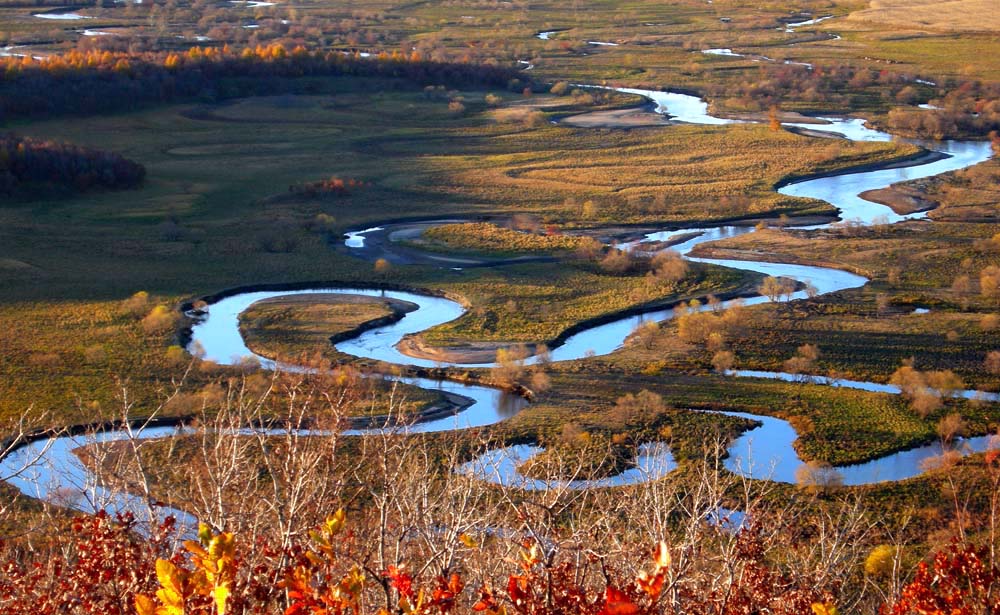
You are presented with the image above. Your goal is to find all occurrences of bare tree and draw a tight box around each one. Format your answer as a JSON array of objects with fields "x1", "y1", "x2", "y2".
[
  {"x1": 651, "y1": 249, "x2": 688, "y2": 285},
  {"x1": 0, "y1": 408, "x2": 57, "y2": 533},
  {"x1": 936, "y1": 413, "x2": 966, "y2": 445},
  {"x1": 783, "y1": 344, "x2": 820, "y2": 381},
  {"x1": 631, "y1": 320, "x2": 660, "y2": 350},
  {"x1": 759, "y1": 276, "x2": 796, "y2": 302},
  {"x1": 712, "y1": 350, "x2": 736, "y2": 374}
]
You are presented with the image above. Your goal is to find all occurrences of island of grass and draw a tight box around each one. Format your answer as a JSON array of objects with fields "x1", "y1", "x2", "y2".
[
  {"x1": 410, "y1": 222, "x2": 588, "y2": 257},
  {"x1": 408, "y1": 259, "x2": 759, "y2": 361},
  {"x1": 239, "y1": 293, "x2": 418, "y2": 360},
  {"x1": 237, "y1": 294, "x2": 459, "y2": 422}
]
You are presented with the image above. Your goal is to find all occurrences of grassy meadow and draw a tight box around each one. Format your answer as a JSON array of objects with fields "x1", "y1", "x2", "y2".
[{"x1": 0, "y1": 82, "x2": 927, "y2": 423}]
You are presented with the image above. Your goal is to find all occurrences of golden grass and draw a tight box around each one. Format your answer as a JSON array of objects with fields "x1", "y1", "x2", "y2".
[
  {"x1": 422, "y1": 261, "x2": 753, "y2": 346},
  {"x1": 418, "y1": 222, "x2": 585, "y2": 255},
  {"x1": 845, "y1": 0, "x2": 1000, "y2": 33}
]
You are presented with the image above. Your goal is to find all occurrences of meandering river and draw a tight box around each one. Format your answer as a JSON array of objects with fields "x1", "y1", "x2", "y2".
[{"x1": 2, "y1": 85, "x2": 997, "y2": 519}]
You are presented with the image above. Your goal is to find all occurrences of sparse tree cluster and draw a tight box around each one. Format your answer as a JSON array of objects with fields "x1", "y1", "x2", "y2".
[
  {"x1": 886, "y1": 83, "x2": 1000, "y2": 139},
  {"x1": 708, "y1": 61, "x2": 1000, "y2": 139},
  {"x1": 490, "y1": 342, "x2": 550, "y2": 392},
  {"x1": 675, "y1": 297, "x2": 744, "y2": 361},
  {"x1": 759, "y1": 275, "x2": 798, "y2": 302},
  {"x1": 784, "y1": 343, "x2": 820, "y2": 379},
  {"x1": 650, "y1": 249, "x2": 689, "y2": 285},
  {"x1": 889, "y1": 360, "x2": 965, "y2": 418}
]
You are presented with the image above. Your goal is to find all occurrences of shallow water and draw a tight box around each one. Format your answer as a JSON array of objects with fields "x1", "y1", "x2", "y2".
[
  {"x1": 779, "y1": 140, "x2": 993, "y2": 224},
  {"x1": 718, "y1": 408, "x2": 997, "y2": 485},
  {"x1": 612, "y1": 87, "x2": 741, "y2": 125},
  {"x1": 193, "y1": 85, "x2": 999, "y2": 487},
  {"x1": 458, "y1": 442, "x2": 676, "y2": 489},
  {"x1": 702, "y1": 48, "x2": 742, "y2": 57},
  {"x1": 0, "y1": 425, "x2": 199, "y2": 531},
  {"x1": 344, "y1": 226, "x2": 384, "y2": 248},
  {"x1": 33, "y1": 11, "x2": 91, "y2": 19},
  {"x1": 785, "y1": 15, "x2": 833, "y2": 31}
]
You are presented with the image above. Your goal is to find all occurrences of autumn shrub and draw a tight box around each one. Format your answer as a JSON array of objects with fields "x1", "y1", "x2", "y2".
[
  {"x1": 0, "y1": 513, "x2": 171, "y2": 615},
  {"x1": 650, "y1": 250, "x2": 688, "y2": 285},
  {"x1": 122, "y1": 291, "x2": 151, "y2": 317},
  {"x1": 142, "y1": 305, "x2": 180, "y2": 335},
  {"x1": 492, "y1": 107, "x2": 547, "y2": 127},
  {"x1": 864, "y1": 544, "x2": 896, "y2": 578},
  {"x1": 165, "y1": 345, "x2": 189, "y2": 367},
  {"x1": 291, "y1": 177, "x2": 365, "y2": 198},
  {"x1": 599, "y1": 248, "x2": 636, "y2": 274},
  {"x1": 0, "y1": 509, "x2": 849, "y2": 615},
  {"x1": 888, "y1": 541, "x2": 1000, "y2": 615},
  {"x1": 889, "y1": 363, "x2": 965, "y2": 418}
]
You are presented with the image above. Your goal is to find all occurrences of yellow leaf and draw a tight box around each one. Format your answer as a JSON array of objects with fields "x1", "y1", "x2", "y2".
[
  {"x1": 215, "y1": 585, "x2": 230, "y2": 615},
  {"x1": 459, "y1": 533, "x2": 479, "y2": 548},
  {"x1": 339, "y1": 565, "x2": 365, "y2": 597},
  {"x1": 155, "y1": 559, "x2": 185, "y2": 599},
  {"x1": 209, "y1": 533, "x2": 235, "y2": 561},
  {"x1": 134, "y1": 594, "x2": 157, "y2": 615},
  {"x1": 812, "y1": 602, "x2": 838, "y2": 615},
  {"x1": 156, "y1": 587, "x2": 184, "y2": 612},
  {"x1": 309, "y1": 531, "x2": 329, "y2": 548},
  {"x1": 183, "y1": 540, "x2": 209, "y2": 560},
  {"x1": 521, "y1": 544, "x2": 540, "y2": 568},
  {"x1": 415, "y1": 589, "x2": 426, "y2": 609},
  {"x1": 326, "y1": 509, "x2": 346, "y2": 536}
]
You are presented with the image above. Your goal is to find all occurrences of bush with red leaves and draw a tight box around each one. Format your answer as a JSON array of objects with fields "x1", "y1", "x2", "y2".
[{"x1": 888, "y1": 541, "x2": 999, "y2": 615}]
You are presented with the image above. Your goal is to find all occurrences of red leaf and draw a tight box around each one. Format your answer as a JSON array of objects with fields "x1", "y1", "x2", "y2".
[{"x1": 599, "y1": 587, "x2": 640, "y2": 615}]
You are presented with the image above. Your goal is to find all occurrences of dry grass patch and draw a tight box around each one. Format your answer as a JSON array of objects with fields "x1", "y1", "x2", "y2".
[
  {"x1": 845, "y1": 0, "x2": 1000, "y2": 33},
  {"x1": 416, "y1": 222, "x2": 586, "y2": 256}
]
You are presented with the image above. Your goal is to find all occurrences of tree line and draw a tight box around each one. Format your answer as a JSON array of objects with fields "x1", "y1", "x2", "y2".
[
  {"x1": 0, "y1": 132, "x2": 145, "y2": 196},
  {"x1": 0, "y1": 45, "x2": 526, "y2": 121}
]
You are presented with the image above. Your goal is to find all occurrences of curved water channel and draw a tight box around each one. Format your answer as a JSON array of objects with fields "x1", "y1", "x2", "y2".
[{"x1": 2, "y1": 87, "x2": 998, "y2": 521}]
